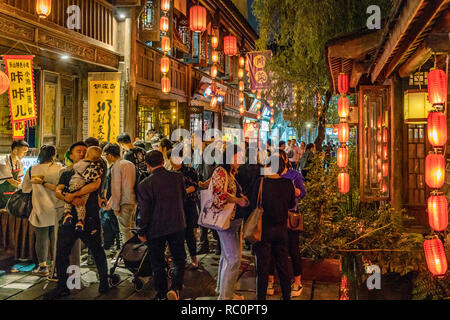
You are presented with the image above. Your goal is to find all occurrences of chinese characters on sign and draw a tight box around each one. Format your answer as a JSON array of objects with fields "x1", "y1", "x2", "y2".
[
  {"x1": 3, "y1": 55, "x2": 37, "y2": 140},
  {"x1": 246, "y1": 51, "x2": 272, "y2": 91},
  {"x1": 88, "y1": 80, "x2": 120, "y2": 142}
]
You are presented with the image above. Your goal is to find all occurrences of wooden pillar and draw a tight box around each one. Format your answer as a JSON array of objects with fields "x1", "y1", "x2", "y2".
[{"x1": 128, "y1": 7, "x2": 138, "y2": 139}]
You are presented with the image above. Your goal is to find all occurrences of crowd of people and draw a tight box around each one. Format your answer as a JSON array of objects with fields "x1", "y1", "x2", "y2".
[{"x1": 0, "y1": 133, "x2": 337, "y2": 301}]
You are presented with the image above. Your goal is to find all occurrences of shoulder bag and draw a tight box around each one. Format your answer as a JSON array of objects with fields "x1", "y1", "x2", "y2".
[
  {"x1": 6, "y1": 169, "x2": 33, "y2": 219},
  {"x1": 243, "y1": 178, "x2": 264, "y2": 244}
]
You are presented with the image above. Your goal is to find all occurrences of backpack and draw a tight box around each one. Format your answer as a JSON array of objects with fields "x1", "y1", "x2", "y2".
[{"x1": 126, "y1": 147, "x2": 149, "y2": 191}]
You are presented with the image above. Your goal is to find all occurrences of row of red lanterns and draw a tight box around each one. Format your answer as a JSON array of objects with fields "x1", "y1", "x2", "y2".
[
  {"x1": 160, "y1": 0, "x2": 171, "y2": 94},
  {"x1": 424, "y1": 67, "x2": 448, "y2": 279},
  {"x1": 337, "y1": 73, "x2": 350, "y2": 194}
]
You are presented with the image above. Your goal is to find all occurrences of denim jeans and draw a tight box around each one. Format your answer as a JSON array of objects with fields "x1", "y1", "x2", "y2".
[
  {"x1": 100, "y1": 208, "x2": 120, "y2": 250},
  {"x1": 216, "y1": 218, "x2": 243, "y2": 300}
]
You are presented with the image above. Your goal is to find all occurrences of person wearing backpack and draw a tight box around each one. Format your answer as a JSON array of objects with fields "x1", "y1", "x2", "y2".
[{"x1": 117, "y1": 132, "x2": 147, "y2": 175}]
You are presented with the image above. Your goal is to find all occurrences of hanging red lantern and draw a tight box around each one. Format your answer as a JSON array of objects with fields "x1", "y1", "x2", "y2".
[
  {"x1": 270, "y1": 117, "x2": 275, "y2": 124},
  {"x1": 382, "y1": 162, "x2": 389, "y2": 177},
  {"x1": 377, "y1": 158, "x2": 382, "y2": 170},
  {"x1": 338, "y1": 73, "x2": 349, "y2": 95},
  {"x1": 160, "y1": 16, "x2": 169, "y2": 33},
  {"x1": 0, "y1": 70, "x2": 10, "y2": 95},
  {"x1": 223, "y1": 35, "x2": 238, "y2": 56},
  {"x1": 239, "y1": 81, "x2": 245, "y2": 92},
  {"x1": 377, "y1": 130, "x2": 382, "y2": 143},
  {"x1": 382, "y1": 128, "x2": 388, "y2": 143},
  {"x1": 256, "y1": 101, "x2": 261, "y2": 110},
  {"x1": 239, "y1": 56, "x2": 245, "y2": 68},
  {"x1": 425, "y1": 153, "x2": 445, "y2": 189},
  {"x1": 338, "y1": 172, "x2": 350, "y2": 194},
  {"x1": 211, "y1": 51, "x2": 219, "y2": 63},
  {"x1": 424, "y1": 238, "x2": 448, "y2": 278},
  {"x1": 211, "y1": 36, "x2": 219, "y2": 49},
  {"x1": 338, "y1": 122, "x2": 349, "y2": 144},
  {"x1": 377, "y1": 145, "x2": 382, "y2": 157},
  {"x1": 210, "y1": 95, "x2": 218, "y2": 108},
  {"x1": 238, "y1": 69, "x2": 244, "y2": 79},
  {"x1": 338, "y1": 96, "x2": 349, "y2": 118},
  {"x1": 256, "y1": 91, "x2": 262, "y2": 100},
  {"x1": 210, "y1": 65, "x2": 218, "y2": 79},
  {"x1": 160, "y1": 56, "x2": 170, "y2": 74},
  {"x1": 239, "y1": 105, "x2": 245, "y2": 115},
  {"x1": 257, "y1": 111, "x2": 261, "y2": 119},
  {"x1": 161, "y1": 36, "x2": 171, "y2": 53},
  {"x1": 427, "y1": 195, "x2": 448, "y2": 232},
  {"x1": 337, "y1": 147, "x2": 348, "y2": 168},
  {"x1": 383, "y1": 146, "x2": 388, "y2": 161},
  {"x1": 210, "y1": 81, "x2": 217, "y2": 94},
  {"x1": 190, "y1": 5, "x2": 207, "y2": 33},
  {"x1": 36, "y1": 0, "x2": 52, "y2": 18},
  {"x1": 428, "y1": 68, "x2": 447, "y2": 106},
  {"x1": 161, "y1": 0, "x2": 170, "y2": 12},
  {"x1": 427, "y1": 111, "x2": 447, "y2": 147},
  {"x1": 377, "y1": 172, "x2": 382, "y2": 183},
  {"x1": 238, "y1": 92, "x2": 244, "y2": 103},
  {"x1": 161, "y1": 76, "x2": 170, "y2": 94}
]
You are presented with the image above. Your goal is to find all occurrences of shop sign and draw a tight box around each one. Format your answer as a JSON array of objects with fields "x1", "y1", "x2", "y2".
[
  {"x1": 12, "y1": 121, "x2": 25, "y2": 140},
  {"x1": 246, "y1": 50, "x2": 272, "y2": 91}
]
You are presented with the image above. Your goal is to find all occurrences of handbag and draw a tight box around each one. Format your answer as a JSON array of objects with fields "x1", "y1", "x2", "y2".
[
  {"x1": 6, "y1": 169, "x2": 32, "y2": 219},
  {"x1": 287, "y1": 211, "x2": 303, "y2": 231},
  {"x1": 198, "y1": 168, "x2": 235, "y2": 231},
  {"x1": 243, "y1": 178, "x2": 264, "y2": 244}
]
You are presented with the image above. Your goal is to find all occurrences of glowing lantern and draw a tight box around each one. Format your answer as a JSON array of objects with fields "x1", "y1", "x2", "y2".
[
  {"x1": 382, "y1": 163, "x2": 389, "y2": 177},
  {"x1": 210, "y1": 65, "x2": 218, "y2": 79},
  {"x1": 377, "y1": 158, "x2": 382, "y2": 170},
  {"x1": 160, "y1": 56, "x2": 170, "y2": 74},
  {"x1": 338, "y1": 172, "x2": 350, "y2": 194},
  {"x1": 36, "y1": 0, "x2": 51, "y2": 18},
  {"x1": 338, "y1": 73, "x2": 349, "y2": 95},
  {"x1": 211, "y1": 36, "x2": 219, "y2": 49},
  {"x1": 377, "y1": 145, "x2": 382, "y2": 157},
  {"x1": 380, "y1": 182, "x2": 387, "y2": 194},
  {"x1": 161, "y1": 76, "x2": 170, "y2": 94},
  {"x1": 427, "y1": 195, "x2": 448, "y2": 231},
  {"x1": 270, "y1": 117, "x2": 274, "y2": 124},
  {"x1": 239, "y1": 56, "x2": 245, "y2": 68},
  {"x1": 161, "y1": 0, "x2": 170, "y2": 12},
  {"x1": 239, "y1": 105, "x2": 245, "y2": 115},
  {"x1": 377, "y1": 172, "x2": 382, "y2": 183},
  {"x1": 337, "y1": 147, "x2": 348, "y2": 168},
  {"x1": 338, "y1": 96, "x2": 349, "y2": 118},
  {"x1": 377, "y1": 130, "x2": 382, "y2": 143},
  {"x1": 383, "y1": 146, "x2": 388, "y2": 161},
  {"x1": 257, "y1": 111, "x2": 261, "y2": 119},
  {"x1": 211, "y1": 51, "x2": 219, "y2": 63},
  {"x1": 223, "y1": 35, "x2": 238, "y2": 56},
  {"x1": 377, "y1": 116, "x2": 382, "y2": 129},
  {"x1": 160, "y1": 16, "x2": 169, "y2": 33},
  {"x1": 210, "y1": 95, "x2": 218, "y2": 108},
  {"x1": 256, "y1": 91, "x2": 261, "y2": 100},
  {"x1": 383, "y1": 128, "x2": 388, "y2": 143},
  {"x1": 425, "y1": 153, "x2": 445, "y2": 189},
  {"x1": 161, "y1": 36, "x2": 171, "y2": 53},
  {"x1": 190, "y1": 5, "x2": 207, "y2": 33},
  {"x1": 239, "y1": 81, "x2": 245, "y2": 92},
  {"x1": 238, "y1": 69, "x2": 244, "y2": 79},
  {"x1": 239, "y1": 92, "x2": 244, "y2": 103},
  {"x1": 338, "y1": 122, "x2": 349, "y2": 144},
  {"x1": 0, "y1": 70, "x2": 10, "y2": 95},
  {"x1": 424, "y1": 238, "x2": 448, "y2": 278},
  {"x1": 427, "y1": 111, "x2": 447, "y2": 147},
  {"x1": 428, "y1": 68, "x2": 447, "y2": 106},
  {"x1": 256, "y1": 101, "x2": 261, "y2": 110}
]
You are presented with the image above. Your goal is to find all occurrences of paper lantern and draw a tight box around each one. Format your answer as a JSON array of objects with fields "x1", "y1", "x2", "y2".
[
  {"x1": 382, "y1": 162, "x2": 389, "y2": 177},
  {"x1": 239, "y1": 92, "x2": 244, "y2": 103},
  {"x1": 383, "y1": 146, "x2": 388, "y2": 161},
  {"x1": 256, "y1": 101, "x2": 261, "y2": 110},
  {"x1": 338, "y1": 172, "x2": 350, "y2": 194},
  {"x1": 239, "y1": 56, "x2": 245, "y2": 68},
  {"x1": 160, "y1": 56, "x2": 170, "y2": 74},
  {"x1": 211, "y1": 36, "x2": 219, "y2": 49},
  {"x1": 190, "y1": 5, "x2": 207, "y2": 33},
  {"x1": 161, "y1": 76, "x2": 170, "y2": 94},
  {"x1": 270, "y1": 117, "x2": 274, "y2": 124},
  {"x1": 427, "y1": 195, "x2": 448, "y2": 232},
  {"x1": 238, "y1": 69, "x2": 244, "y2": 79},
  {"x1": 0, "y1": 70, "x2": 9, "y2": 95},
  {"x1": 210, "y1": 95, "x2": 218, "y2": 108},
  {"x1": 36, "y1": 0, "x2": 51, "y2": 18},
  {"x1": 224, "y1": 35, "x2": 238, "y2": 56},
  {"x1": 427, "y1": 111, "x2": 447, "y2": 147},
  {"x1": 337, "y1": 147, "x2": 348, "y2": 168},
  {"x1": 257, "y1": 111, "x2": 261, "y2": 119},
  {"x1": 377, "y1": 158, "x2": 382, "y2": 170},
  {"x1": 210, "y1": 65, "x2": 218, "y2": 79},
  {"x1": 161, "y1": 36, "x2": 171, "y2": 53},
  {"x1": 338, "y1": 96, "x2": 349, "y2": 118},
  {"x1": 160, "y1": 16, "x2": 169, "y2": 33},
  {"x1": 338, "y1": 73, "x2": 349, "y2": 95},
  {"x1": 424, "y1": 238, "x2": 448, "y2": 278},
  {"x1": 211, "y1": 51, "x2": 219, "y2": 63},
  {"x1": 377, "y1": 145, "x2": 382, "y2": 157},
  {"x1": 161, "y1": 0, "x2": 170, "y2": 12},
  {"x1": 377, "y1": 130, "x2": 382, "y2": 143},
  {"x1": 338, "y1": 122, "x2": 349, "y2": 144},
  {"x1": 425, "y1": 153, "x2": 445, "y2": 189},
  {"x1": 256, "y1": 91, "x2": 261, "y2": 100},
  {"x1": 239, "y1": 105, "x2": 245, "y2": 115},
  {"x1": 239, "y1": 81, "x2": 245, "y2": 92},
  {"x1": 428, "y1": 68, "x2": 447, "y2": 106},
  {"x1": 383, "y1": 128, "x2": 388, "y2": 143}
]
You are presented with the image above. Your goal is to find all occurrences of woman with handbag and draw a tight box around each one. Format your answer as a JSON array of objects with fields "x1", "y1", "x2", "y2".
[
  {"x1": 251, "y1": 153, "x2": 296, "y2": 300},
  {"x1": 21, "y1": 145, "x2": 63, "y2": 276}
]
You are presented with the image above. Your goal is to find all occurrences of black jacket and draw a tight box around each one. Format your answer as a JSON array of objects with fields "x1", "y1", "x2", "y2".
[{"x1": 137, "y1": 167, "x2": 187, "y2": 239}]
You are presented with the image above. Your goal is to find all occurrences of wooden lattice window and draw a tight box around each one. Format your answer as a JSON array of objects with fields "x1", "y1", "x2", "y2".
[{"x1": 405, "y1": 124, "x2": 427, "y2": 205}]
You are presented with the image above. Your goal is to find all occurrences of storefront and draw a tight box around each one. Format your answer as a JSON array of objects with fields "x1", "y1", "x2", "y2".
[
  {"x1": 243, "y1": 118, "x2": 259, "y2": 145},
  {"x1": 222, "y1": 107, "x2": 243, "y2": 145}
]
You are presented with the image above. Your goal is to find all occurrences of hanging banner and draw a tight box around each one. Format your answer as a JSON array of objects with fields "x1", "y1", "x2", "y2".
[
  {"x1": 88, "y1": 77, "x2": 120, "y2": 142},
  {"x1": 246, "y1": 50, "x2": 272, "y2": 91},
  {"x1": 12, "y1": 121, "x2": 25, "y2": 140},
  {"x1": 3, "y1": 55, "x2": 37, "y2": 127}
]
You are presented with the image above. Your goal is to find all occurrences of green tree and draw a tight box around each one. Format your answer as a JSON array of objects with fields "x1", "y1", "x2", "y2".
[{"x1": 252, "y1": 0, "x2": 394, "y2": 150}]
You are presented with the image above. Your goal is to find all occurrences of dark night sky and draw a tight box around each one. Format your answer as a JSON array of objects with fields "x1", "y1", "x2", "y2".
[{"x1": 247, "y1": 0, "x2": 259, "y2": 34}]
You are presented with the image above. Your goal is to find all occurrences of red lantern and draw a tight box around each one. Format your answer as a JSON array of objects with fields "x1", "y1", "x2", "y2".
[
  {"x1": 270, "y1": 117, "x2": 274, "y2": 124},
  {"x1": 224, "y1": 35, "x2": 238, "y2": 56},
  {"x1": 427, "y1": 111, "x2": 447, "y2": 147},
  {"x1": 239, "y1": 81, "x2": 245, "y2": 92},
  {"x1": 161, "y1": 0, "x2": 170, "y2": 12},
  {"x1": 338, "y1": 172, "x2": 350, "y2": 194},
  {"x1": 36, "y1": 0, "x2": 51, "y2": 18},
  {"x1": 428, "y1": 68, "x2": 447, "y2": 106},
  {"x1": 211, "y1": 51, "x2": 219, "y2": 63},
  {"x1": 337, "y1": 147, "x2": 348, "y2": 168},
  {"x1": 338, "y1": 122, "x2": 349, "y2": 144},
  {"x1": 380, "y1": 182, "x2": 387, "y2": 194},
  {"x1": 161, "y1": 36, "x2": 171, "y2": 53},
  {"x1": 427, "y1": 195, "x2": 448, "y2": 232},
  {"x1": 383, "y1": 146, "x2": 388, "y2": 161},
  {"x1": 377, "y1": 145, "x2": 382, "y2": 157},
  {"x1": 256, "y1": 91, "x2": 262, "y2": 100},
  {"x1": 239, "y1": 56, "x2": 245, "y2": 68},
  {"x1": 377, "y1": 172, "x2": 382, "y2": 183},
  {"x1": 377, "y1": 130, "x2": 382, "y2": 143},
  {"x1": 426, "y1": 153, "x2": 445, "y2": 189},
  {"x1": 161, "y1": 76, "x2": 170, "y2": 94},
  {"x1": 377, "y1": 158, "x2": 382, "y2": 170},
  {"x1": 210, "y1": 95, "x2": 218, "y2": 108},
  {"x1": 210, "y1": 65, "x2": 218, "y2": 79},
  {"x1": 211, "y1": 36, "x2": 219, "y2": 49},
  {"x1": 256, "y1": 101, "x2": 261, "y2": 110},
  {"x1": 160, "y1": 56, "x2": 170, "y2": 74},
  {"x1": 382, "y1": 162, "x2": 389, "y2": 177},
  {"x1": 257, "y1": 111, "x2": 261, "y2": 119},
  {"x1": 383, "y1": 129, "x2": 388, "y2": 143},
  {"x1": 338, "y1": 73, "x2": 349, "y2": 95},
  {"x1": 338, "y1": 96, "x2": 349, "y2": 118},
  {"x1": 239, "y1": 105, "x2": 245, "y2": 115},
  {"x1": 238, "y1": 69, "x2": 244, "y2": 79},
  {"x1": 190, "y1": 5, "x2": 207, "y2": 33},
  {"x1": 239, "y1": 92, "x2": 244, "y2": 103},
  {"x1": 424, "y1": 238, "x2": 448, "y2": 278},
  {"x1": 160, "y1": 16, "x2": 169, "y2": 33},
  {"x1": 0, "y1": 70, "x2": 10, "y2": 95}
]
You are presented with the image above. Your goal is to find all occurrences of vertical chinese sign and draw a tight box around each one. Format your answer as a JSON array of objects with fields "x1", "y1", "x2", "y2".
[
  {"x1": 3, "y1": 55, "x2": 37, "y2": 140},
  {"x1": 88, "y1": 74, "x2": 120, "y2": 142},
  {"x1": 246, "y1": 50, "x2": 272, "y2": 91}
]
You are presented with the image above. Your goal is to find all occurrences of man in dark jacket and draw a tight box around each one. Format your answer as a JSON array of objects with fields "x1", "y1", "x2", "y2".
[{"x1": 137, "y1": 150, "x2": 187, "y2": 300}]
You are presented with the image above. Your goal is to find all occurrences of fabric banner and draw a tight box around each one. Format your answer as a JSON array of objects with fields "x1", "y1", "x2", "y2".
[
  {"x1": 246, "y1": 51, "x2": 272, "y2": 91},
  {"x1": 88, "y1": 78, "x2": 120, "y2": 143},
  {"x1": 12, "y1": 121, "x2": 25, "y2": 140},
  {"x1": 3, "y1": 55, "x2": 37, "y2": 127}
]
